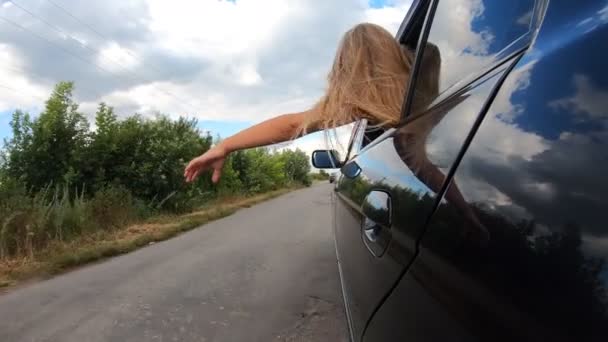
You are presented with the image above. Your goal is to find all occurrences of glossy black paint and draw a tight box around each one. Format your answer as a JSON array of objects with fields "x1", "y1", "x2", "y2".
[
  {"x1": 400, "y1": 0, "x2": 608, "y2": 338},
  {"x1": 361, "y1": 190, "x2": 392, "y2": 257},
  {"x1": 337, "y1": 61, "x2": 512, "y2": 342},
  {"x1": 333, "y1": 0, "x2": 608, "y2": 341},
  {"x1": 334, "y1": 147, "x2": 405, "y2": 339}
]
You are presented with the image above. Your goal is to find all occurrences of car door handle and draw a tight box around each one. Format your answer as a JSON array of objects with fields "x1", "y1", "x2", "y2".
[{"x1": 361, "y1": 190, "x2": 392, "y2": 257}]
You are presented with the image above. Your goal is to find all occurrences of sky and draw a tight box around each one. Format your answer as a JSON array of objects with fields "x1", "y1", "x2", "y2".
[{"x1": 0, "y1": 0, "x2": 413, "y2": 155}]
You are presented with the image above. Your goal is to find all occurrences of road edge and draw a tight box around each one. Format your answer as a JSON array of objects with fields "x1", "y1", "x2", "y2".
[{"x1": 0, "y1": 184, "x2": 321, "y2": 293}]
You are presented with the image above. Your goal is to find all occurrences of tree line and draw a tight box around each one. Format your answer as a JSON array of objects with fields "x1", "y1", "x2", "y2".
[{"x1": 0, "y1": 82, "x2": 312, "y2": 258}]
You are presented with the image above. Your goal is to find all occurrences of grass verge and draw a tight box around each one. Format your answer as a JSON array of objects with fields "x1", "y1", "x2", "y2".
[{"x1": 0, "y1": 186, "x2": 300, "y2": 291}]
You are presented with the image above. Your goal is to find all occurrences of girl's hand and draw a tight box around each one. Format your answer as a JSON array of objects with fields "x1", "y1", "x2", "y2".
[{"x1": 184, "y1": 145, "x2": 228, "y2": 183}]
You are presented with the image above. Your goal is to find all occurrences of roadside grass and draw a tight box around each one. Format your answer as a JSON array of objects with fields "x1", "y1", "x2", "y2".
[{"x1": 0, "y1": 186, "x2": 300, "y2": 290}]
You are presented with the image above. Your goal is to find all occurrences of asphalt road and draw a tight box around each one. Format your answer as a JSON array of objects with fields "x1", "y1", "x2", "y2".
[{"x1": 0, "y1": 183, "x2": 347, "y2": 342}]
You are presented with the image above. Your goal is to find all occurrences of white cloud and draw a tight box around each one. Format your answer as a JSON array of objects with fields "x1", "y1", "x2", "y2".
[
  {"x1": 97, "y1": 42, "x2": 139, "y2": 73},
  {"x1": 233, "y1": 63, "x2": 263, "y2": 86},
  {"x1": 577, "y1": 17, "x2": 594, "y2": 27},
  {"x1": 549, "y1": 74, "x2": 608, "y2": 121},
  {"x1": 491, "y1": 59, "x2": 536, "y2": 122},
  {"x1": 364, "y1": 0, "x2": 413, "y2": 33},
  {"x1": 599, "y1": 4, "x2": 608, "y2": 22},
  {"x1": 0, "y1": 0, "x2": 416, "y2": 128},
  {"x1": 0, "y1": 43, "x2": 49, "y2": 112},
  {"x1": 517, "y1": 10, "x2": 533, "y2": 26},
  {"x1": 469, "y1": 62, "x2": 549, "y2": 164},
  {"x1": 146, "y1": 0, "x2": 288, "y2": 60},
  {"x1": 428, "y1": 0, "x2": 496, "y2": 92},
  {"x1": 422, "y1": 61, "x2": 548, "y2": 175},
  {"x1": 408, "y1": 58, "x2": 551, "y2": 223},
  {"x1": 422, "y1": 61, "x2": 608, "y2": 236}
]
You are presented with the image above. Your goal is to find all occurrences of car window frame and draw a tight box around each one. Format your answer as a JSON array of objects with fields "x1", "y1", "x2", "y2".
[
  {"x1": 400, "y1": 0, "x2": 546, "y2": 122},
  {"x1": 396, "y1": 0, "x2": 432, "y2": 48},
  {"x1": 343, "y1": 0, "x2": 435, "y2": 162},
  {"x1": 344, "y1": 119, "x2": 368, "y2": 161},
  {"x1": 399, "y1": 0, "x2": 438, "y2": 122}
]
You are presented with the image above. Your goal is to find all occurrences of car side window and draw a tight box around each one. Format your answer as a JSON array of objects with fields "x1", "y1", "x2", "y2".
[
  {"x1": 363, "y1": 0, "x2": 541, "y2": 259},
  {"x1": 404, "y1": 0, "x2": 538, "y2": 120},
  {"x1": 356, "y1": 0, "x2": 433, "y2": 150},
  {"x1": 343, "y1": 120, "x2": 365, "y2": 161},
  {"x1": 397, "y1": 0, "x2": 432, "y2": 49},
  {"x1": 388, "y1": 0, "x2": 539, "y2": 232}
]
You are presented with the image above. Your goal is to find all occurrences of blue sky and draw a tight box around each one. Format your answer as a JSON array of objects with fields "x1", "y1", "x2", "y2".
[
  {"x1": 0, "y1": 110, "x2": 12, "y2": 141},
  {"x1": 368, "y1": 0, "x2": 390, "y2": 9},
  {"x1": 0, "y1": 115, "x2": 251, "y2": 142},
  {"x1": 197, "y1": 119, "x2": 252, "y2": 139},
  {"x1": 508, "y1": 10, "x2": 608, "y2": 140}
]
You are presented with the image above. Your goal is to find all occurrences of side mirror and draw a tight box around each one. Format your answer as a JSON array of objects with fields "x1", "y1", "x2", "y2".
[{"x1": 311, "y1": 150, "x2": 341, "y2": 169}]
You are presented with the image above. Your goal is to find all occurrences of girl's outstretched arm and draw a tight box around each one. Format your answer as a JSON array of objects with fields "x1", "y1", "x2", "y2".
[{"x1": 184, "y1": 109, "x2": 320, "y2": 183}]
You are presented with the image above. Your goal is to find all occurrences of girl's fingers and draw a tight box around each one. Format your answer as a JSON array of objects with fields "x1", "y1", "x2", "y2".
[
  {"x1": 191, "y1": 169, "x2": 201, "y2": 182},
  {"x1": 184, "y1": 166, "x2": 203, "y2": 183},
  {"x1": 184, "y1": 159, "x2": 200, "y2": 180},
  {"x1": 186, "y1": 168, "x2": 195, "y2": 182},
  {"x1": 184, "y1": 162, "x2": 195, "y2": 178},
  {"x1": 212, "y1": 168, "x2": 222, "y2": 183},
  {"x1": 184, "y1": 152, "x2": 220, "y2": 182}
]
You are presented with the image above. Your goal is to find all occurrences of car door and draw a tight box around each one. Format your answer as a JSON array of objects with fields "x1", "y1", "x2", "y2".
[
  {"x1": 364, "y1": 0, "x2": 608, "y2": 341},
  {"x1": 337, "y1": 0, "x2": 542, "y2": 339},
  {"x1": 332, "y1": 2, "x2": 433, "y2": 340}
]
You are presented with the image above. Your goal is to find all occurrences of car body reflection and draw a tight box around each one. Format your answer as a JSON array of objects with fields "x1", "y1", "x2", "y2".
[
  {"x1": 413, "y1": 1, "x2": 608, "y2": 339},
  {"x1": 333, "y1": 0, "x2": 608, "y2": 340}
]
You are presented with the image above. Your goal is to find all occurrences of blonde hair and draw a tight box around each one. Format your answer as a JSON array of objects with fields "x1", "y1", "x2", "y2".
[{"x1": 299, "y1": 23, "x2": 415, "y2": 135}]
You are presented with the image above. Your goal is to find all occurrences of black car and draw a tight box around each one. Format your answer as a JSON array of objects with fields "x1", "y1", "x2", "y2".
[{"x1": 313, "y1": 0, "x2": 608, "y2": 341}]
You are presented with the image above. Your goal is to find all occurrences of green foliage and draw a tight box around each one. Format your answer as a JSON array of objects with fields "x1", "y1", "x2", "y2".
[
  {"x1": 228, "y1": 148, "x2": 311, "y2": 194},
  {"x1": 3, "y1": 82, "x2": 89, "y2": 191},
  {"x1": 81, "y1": 109, "x2": 213, "y2": 204},
  {"x1": 0, "y1": 82, "x2": 314, "y2": 259},
  {"x1": 279, "y1": 149, "x2": 311, "y2": 184},
  {"x1": 216, "y1": 154, "x2": 243, "y2": 196},
  {"x1": 311, "y1": 170, "x2": 330, "y2": 181},
  {"x1": 0, "y1": 184, "x2": 89, "y2": 258},
  {"x1": 87, "y1": 185, "x2": 136, "y2": 230}
]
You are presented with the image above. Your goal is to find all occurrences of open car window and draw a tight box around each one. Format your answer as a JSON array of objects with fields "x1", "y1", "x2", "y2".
[{"x1": 359, "y1": 1, "x2": 433, "y2": 147}]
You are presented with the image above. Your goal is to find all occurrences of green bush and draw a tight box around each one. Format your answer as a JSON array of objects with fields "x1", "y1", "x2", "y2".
[
  {"x1": 310, "y1": 172, "x2": 330, "y2": 181},
  {"x1": 0, "y1": 81, "x2": 314, "y2": 259},
  {"x1": 132, "y1": 198, "x2": 156, "y2": 220},
  {"x1": 302, "y1": 175, "x2": 313, "y2": 187},
  {"x1": 88, "y1": 185, "x2": 136, "y2": 231},
  {"x1": 0, "y1": 183, "x2": 89, "y2": 257}
]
